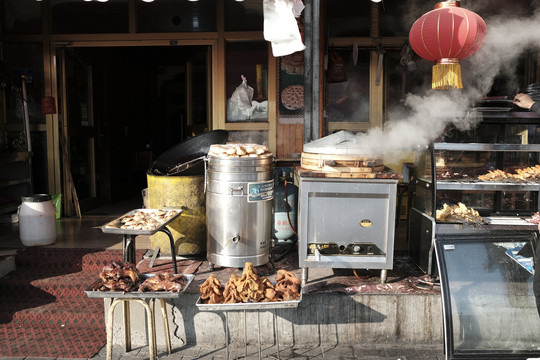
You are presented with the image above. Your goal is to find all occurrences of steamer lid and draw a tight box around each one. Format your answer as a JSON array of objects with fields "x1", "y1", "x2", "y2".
[{"x1": 303, "y1": 130, "x2": 380, "y2": 156}]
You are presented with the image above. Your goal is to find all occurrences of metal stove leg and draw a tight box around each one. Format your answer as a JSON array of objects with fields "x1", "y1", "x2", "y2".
[
  {"x1": 301, "y1": 267, "x2": 308, "y2": 286},
  {"x1": 380, "y1": 269, "x2": 387, "y2": 284}
]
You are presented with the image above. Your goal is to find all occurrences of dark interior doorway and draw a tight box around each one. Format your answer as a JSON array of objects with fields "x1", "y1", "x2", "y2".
[{"x1": 66, "y1": 45, "x2": 209, "y2": 208}]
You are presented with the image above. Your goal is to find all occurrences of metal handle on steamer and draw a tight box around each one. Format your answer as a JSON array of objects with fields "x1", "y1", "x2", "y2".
[{"x1": 230, "y1": 186, "x2": 244, "y2": 196}]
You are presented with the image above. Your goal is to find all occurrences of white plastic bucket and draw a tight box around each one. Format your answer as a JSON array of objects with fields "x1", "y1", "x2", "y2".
[{"x1": 19, "y1": 194, "x2": 57, "y2": 246}]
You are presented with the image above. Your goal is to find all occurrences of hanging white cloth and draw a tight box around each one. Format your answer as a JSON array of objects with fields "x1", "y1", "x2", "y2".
[{"x1": 263, "y1": 0, "x2": 306, "y2": 57}]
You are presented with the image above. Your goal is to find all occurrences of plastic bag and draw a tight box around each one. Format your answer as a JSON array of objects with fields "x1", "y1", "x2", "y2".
[
  {"x1": 230, "y1": 75, "x2": 254, "y2": 109},
  {"x1": 228, "y1": 76, "x2": 257, "y2": 121},
  {"x1": 263, "y1": 0, "x2": 306, "y2": 57}
]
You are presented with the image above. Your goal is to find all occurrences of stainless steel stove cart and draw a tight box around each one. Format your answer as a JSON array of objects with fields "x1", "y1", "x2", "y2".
[{"x1": 296, "y1": 170, "x2": 397, "y2": 284}]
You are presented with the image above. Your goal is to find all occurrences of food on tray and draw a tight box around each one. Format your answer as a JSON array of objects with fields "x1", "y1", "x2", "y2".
[
  {"x1": 272, "y1": 269, "x2": 302, "y2": 301},
  {"x1": 90, "y1": 261, "x2": 141, "y2": 292},
  {"x1": 527, "y1": 212, "x2": 540, "y2": 224},
  {"x1": 478, "y1": 165, "x2": 540, "y2": 182},
  {"x1": 208, "y1": 143, "x2": 271, "y2": 158},
  {"x1": 199, "y1": 262, "x2": 301, "y2": 304},
  {"x1": 104, "y1": 209, "x2": 179, "y2": 231},
  {"x1": 436, "y1": 202, "x2": 485, "y2": 225},
  {"x1": 437, "y1": 171, "x2": 471, "y2": 180},
  {"x1": 478, "y1": 169, "x2": 512, "y2": 181},
  {"x1": 513, "y1": 165, "x2": 540, "y2": 181},
  {"x1": 199, "y1": 274, "x2": 225, "y2": 304},
  {"x1": 138, "y1": 273, "x2": 187, "y2": 292},
  {"x1": 281, "y1": 84, "x2": 304, "y2": 111}
]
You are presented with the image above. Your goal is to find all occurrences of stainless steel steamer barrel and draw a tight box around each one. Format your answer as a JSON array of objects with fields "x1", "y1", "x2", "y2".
[{"x1": 206, "y1": 155, "x2": 273, "y2": 268}]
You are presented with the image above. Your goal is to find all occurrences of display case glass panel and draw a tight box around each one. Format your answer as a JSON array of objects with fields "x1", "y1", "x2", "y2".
[{"x1": 436, "y1": 235, "x2": 540, "y2": 359}]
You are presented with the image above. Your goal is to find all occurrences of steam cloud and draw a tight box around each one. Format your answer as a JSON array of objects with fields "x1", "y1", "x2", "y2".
[{"x1": 338, "y1": 3, "x2": 540, "y2": 161}]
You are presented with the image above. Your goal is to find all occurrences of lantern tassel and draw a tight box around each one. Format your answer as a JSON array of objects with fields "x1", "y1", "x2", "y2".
[{"x1": 432, "y1": 59, "x2": 462, "y2": 90}]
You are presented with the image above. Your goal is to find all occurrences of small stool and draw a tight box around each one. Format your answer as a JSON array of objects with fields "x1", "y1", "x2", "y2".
[{"x1": 106, "y1": 298, "x2": 172, "y2": 360}]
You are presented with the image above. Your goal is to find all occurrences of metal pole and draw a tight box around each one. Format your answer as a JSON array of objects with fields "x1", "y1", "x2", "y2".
[{"x1": 303, "y1": 0, "x2": 321, "y2": 145}]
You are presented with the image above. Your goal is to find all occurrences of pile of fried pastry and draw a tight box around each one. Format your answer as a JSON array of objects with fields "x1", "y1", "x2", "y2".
[
  {"x1": 89, "y1": 261, "x2": 187, "y2": 293},
  {"x1": 89, "y1": 261, "x2": 141, "y2": 292},
  {"x1": 104, "y1": 209, "x2": 179, "y2": 231},
  {"x1": 199, "y1": 262, "x2": 301, "y2": 304},
  {"x1": 436, "y1": 202, "x2": 485, "y2": 225},
  {"x1": 208, "y1": 144, "x2": 271, "y2": 158},
  {"x1": 478, "y1": 165, "x2": 540, "y2": 182}
]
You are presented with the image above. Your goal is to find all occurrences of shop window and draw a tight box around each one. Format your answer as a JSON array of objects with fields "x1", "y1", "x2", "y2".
[
  {"x1": 137, "y1": 0, "x2": 216, "y2": 33},
  {"x1": 225, "y1": 41, "x2": 268, "y2": 123},
  {"x1": 327, "y1": 49, "x2": 370, "y2": 124},
  {"x1": 225, "y1": 0, "x2": 263, "y2": 32},
  {"x1": 0, "y1": 0, "x2": 42, "y2": 35},
  {"x1": 51, "y1": 0, "x2": 128, "y2": 34},
  {"x1": 325, "y1": 0, "x2": 370, "y2": 38}
]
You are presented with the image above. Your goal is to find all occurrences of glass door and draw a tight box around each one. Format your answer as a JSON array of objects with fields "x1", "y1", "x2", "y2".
[
  {"x1": 436, "y1": 232, "x2": 540, "y2": 359},
  {"x1": 57, "y1": 47, "x2": 97, "y2": 215}
]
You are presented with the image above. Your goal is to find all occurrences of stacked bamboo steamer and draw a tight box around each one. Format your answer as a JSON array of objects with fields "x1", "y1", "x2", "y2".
[{"x1": 301, "y1": 131, "x2": 384, "y2": 178}]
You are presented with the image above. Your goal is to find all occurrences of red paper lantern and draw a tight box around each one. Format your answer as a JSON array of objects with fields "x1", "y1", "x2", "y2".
[{"x1": 409, "y1": 1, "x2": 487, "y2": 90}]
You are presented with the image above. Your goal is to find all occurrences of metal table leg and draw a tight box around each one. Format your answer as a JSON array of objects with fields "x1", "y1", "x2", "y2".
[
  {"x1": 107, "y1": 298, "x2": 157, "y2": 360},
  {"x1": 244, "y1": 310, "x2": 248, "y2": 359},
  {"x1": 159, "y1": 299, "x2": 172, "y2": 354},
  {"x1": 274, "y1": 309, "x2": 280, "y2": 360},
  {"x1": 225, "y1": 311, "x2": 229, "y2": 360},
  {"x1": 123, "y1": 235, "x2": 137, "y2": 264},
  {"x1": 123, "y1": 300, "x2": 131, "y2": 352},
  {"x1": 158, "y1": 227, "x2": 178, "y2": 274}
]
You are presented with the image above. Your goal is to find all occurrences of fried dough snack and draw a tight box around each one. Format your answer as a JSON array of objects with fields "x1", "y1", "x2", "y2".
[
  {"x1": 200, "y1": 262, "x2": 301, "y2": 304},
  {"x1": 478, "y1": 166, "x2": 540, "y2": 182},
  {"x1": 199, "y1": 274, "x2": 225, "y2": 304},
  {"x1": 235, "y1": 262, "x2": 267, "y2": 303},
  {"x1": 478, "y1": 169, "x2": 512, "y2": 181},
  {"x1": 138, "y1": 273, "x2": 186, "y2": 292},
  {"x1": 90, "y1": 261, "x2": 141, "y2": 292},
  {"x1": 436, "y1": 202, "x2": 485, "y2": 225},
  {"x1": 274, "y1": 269, "x2": 301, "y2": 301}
]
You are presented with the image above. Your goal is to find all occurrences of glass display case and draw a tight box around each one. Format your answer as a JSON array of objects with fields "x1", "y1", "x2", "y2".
[
  {"x1": 414, "y1": 143, "x2": 540, "y2": 219},
  {"x1": 436, "y1": 232, "x2": 540, "y2": 359},
  {"x1": 409, "y1": 118, "x2": 540, "y2": 359}
]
